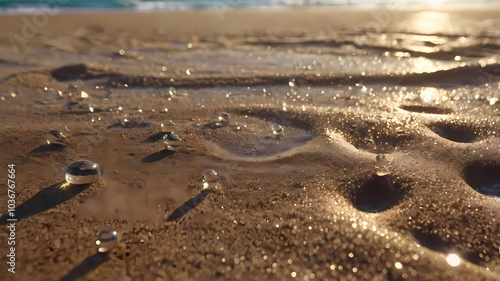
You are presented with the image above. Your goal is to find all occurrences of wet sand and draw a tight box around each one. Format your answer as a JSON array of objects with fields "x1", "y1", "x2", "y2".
[{"x1": 1, "y1": 7, "x2": 500, "y2": 281}]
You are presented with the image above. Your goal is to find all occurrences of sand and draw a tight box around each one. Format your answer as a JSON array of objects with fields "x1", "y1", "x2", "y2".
[{"x1": 0, "y1": 7, "x2": 500, "y2": 281}]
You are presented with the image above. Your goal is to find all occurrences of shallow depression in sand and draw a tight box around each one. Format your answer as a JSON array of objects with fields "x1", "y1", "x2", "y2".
[
  {"x1": 463, "y1": 161, "x2": 500, "y2": 197},
  {"x1": 201, "y1": 115, "x2": 315, "y2": 159},
  {"x1": 430, "y1": 123, "x2": 478, "y2": 143},
  {"x1": 350, "y1": 174, "x2": 408, "y2": 213},
  {"x1": 400, "y1": 105, "x2": 453, "y2": 115}
]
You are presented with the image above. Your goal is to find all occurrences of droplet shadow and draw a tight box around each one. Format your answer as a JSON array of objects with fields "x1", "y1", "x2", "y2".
[
  {"x1": 0, "y1": 181, "x2": 91, "y2": 225},
  {"x1": 59, "y1": 252, "x2": 110, "y2": 281},
  {"x1": 167, "y1": 189, "x2": 211, "y2": 222},
  {"x1": 27, "y1": 144, "x2": 65, "y2": 155},
  {"x1": 141, "y1": 149, "x2": 175, "y2": 163}
]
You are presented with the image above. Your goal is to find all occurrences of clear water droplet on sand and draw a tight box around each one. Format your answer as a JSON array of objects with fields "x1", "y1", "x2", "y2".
[
  {"x1": 46, "y1": 130, "x2": 69, "y2": 146},
  {"x1": 218, "y1": 112, "x2": 231, "y2": 124},
  {"x1": 376, "y1": 154, "x2": 387, "y2": 163},
  {"x1": 96, "y1": 228, "x2": 118, "y2": 253},
  {"x1": 65, "y1": 160, "x2": 101, "y2": 184},
  {"x1": 233, "y1": 123, "x2": 242, "y2": 132},
  {"x1": 203, "y1": 169, "x2": 220, "y2": 190},
  {"x1": 163, "y1": 132, "x2": 182, "y2": 151},
  {"x1": 160, "y1": 120, "x2": 176, "y2": 133},
  {"x1": 120, "y1": 118, "x2": 132, "y2": 127},
  {"x1": 375, "y1": 154, "x2": 391, "y2": 176},
  {"x1": 67, "y1": 85, "x2": 79, "y2": 94},
  {"x1": 272, "y1": 123, "x2": 284, "y2": 136},
  {"x1": 168, "y1": 87, "x2": 176, "y2": 97}
]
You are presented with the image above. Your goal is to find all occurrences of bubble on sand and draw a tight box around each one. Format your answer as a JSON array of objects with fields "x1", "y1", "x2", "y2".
[
  {"x1": 203, "y1": 169, "x2": 219, "y2": 190},
  {"x1": 272, "y1": 123, "x2": 284, "y2": 136},
  {"x1": 46, "y1": 130, "x2": 69, "y2": 146},
  {"x1": 65, "y1": 160, "x2": 101, "y2": 185},
  {"x1": 96, "y1": 228, "x2": 118, "y2": 253},
  {"x1": 163, "y1": 132, "x2": 182, "y2": 151}
]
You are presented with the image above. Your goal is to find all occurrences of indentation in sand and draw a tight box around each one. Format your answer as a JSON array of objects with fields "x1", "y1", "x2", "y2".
[
  {"x1": 411, "y1": 229, "x2": 485, "y2": 266},
  {"x1": 350, "y1": 174, "x2": 408, "y2": 213},
  {"x1": 463, "y1": 161, "x2": 500, "y2": 197},
  {"x1": 200, "y1": 111, "x2": 315, "y2": 160},
  {"x1": 400, "y1": 105, "x2": 453, "y2": 115},
  {"x1": 431, "y1": 123, "x2": 478, "y2": 143}
]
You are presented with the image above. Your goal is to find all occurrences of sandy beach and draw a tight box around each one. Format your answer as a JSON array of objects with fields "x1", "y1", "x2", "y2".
[{"x1": 0, "y1": 7, "x2": 500, "y2": 281}]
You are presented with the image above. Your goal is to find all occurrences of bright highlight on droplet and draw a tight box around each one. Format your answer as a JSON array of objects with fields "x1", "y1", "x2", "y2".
[
  {"x1": 446, "y1": 253, "x2": 461, "y2": 267},
  {"x1": 394, "y1": 262, "x2": 403, "y2": 269}
]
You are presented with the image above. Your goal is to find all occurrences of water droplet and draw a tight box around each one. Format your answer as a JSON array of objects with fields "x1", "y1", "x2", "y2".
[
  {"x1": 96, "y1": 228, "x2": 118, "y2": 253},
  {"x1": 46, "y1": 130, "x2": 69, "y2": 146},
  {"x1": 160, "y1": 120, "x2": 176, "y2": 133},
  {"x1": 168, "y1": 87, "x2": 176, "y2": 97},
  {"x1": 67, "y1": 85, "x2": 79, "y2": 94},
  {"x1": 218, "y1": 113, "x2": 230, "y2": 124},
  {"x1": 163, "y1": 132, "x2": 182, "y2": 151},
  {"x1": 376, "y1": 155, "x2": 386, "y2": 163},
  {"x1": 65, "y1": 160, "x2": 101, "y2": 185},
  {"x1": 121, "y1": 118, "x2": 132, "y2": 127},
  {"x1": 11, "y1": 89, "x2": 20, "y2": 97},
  {"x1": 233, "y1": 123, "x2": 242, "y2": 132},
  {"x1": 272, "y1": 123, "x2": 284, "y2": 136},
  {"x1": 375, "y1": 155, "x2": 390, "y2": 176},
  {"x1": 203, "y1": 169, "x2": 219, "y2": 190}
]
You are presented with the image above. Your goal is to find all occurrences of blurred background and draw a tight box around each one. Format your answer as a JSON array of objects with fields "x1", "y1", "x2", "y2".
[{"x1": 0, "y1": 0, "x2": 499, "y2": 12}]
